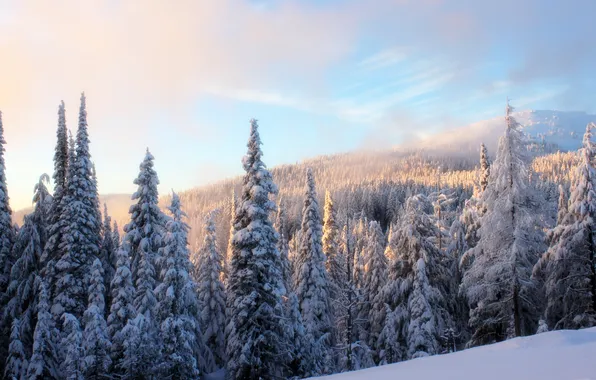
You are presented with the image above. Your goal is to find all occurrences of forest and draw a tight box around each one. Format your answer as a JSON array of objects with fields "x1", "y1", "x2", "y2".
[{"x1": 0, "y1": 94, "x2": 594, "y2": 379}]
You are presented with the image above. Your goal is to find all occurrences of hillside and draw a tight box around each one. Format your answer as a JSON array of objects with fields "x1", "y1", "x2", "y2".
[{"x1": 311, "y1": 327, "x2": 596, "y2": 380}]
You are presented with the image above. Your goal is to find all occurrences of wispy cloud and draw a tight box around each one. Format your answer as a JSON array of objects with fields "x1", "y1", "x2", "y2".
[{"x1": 358, "y1": 48, "x2": 411, "y2": 71}]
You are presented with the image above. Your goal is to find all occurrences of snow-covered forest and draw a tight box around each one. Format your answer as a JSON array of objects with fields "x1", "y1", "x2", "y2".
[{"x1": 0, "y1": 95, "x2": 595, "y2": 380}]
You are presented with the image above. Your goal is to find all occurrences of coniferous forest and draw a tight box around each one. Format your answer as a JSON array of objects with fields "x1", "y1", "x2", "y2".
[{"x1": 0, "y1": 94, "x2": 595, "y2": 379}]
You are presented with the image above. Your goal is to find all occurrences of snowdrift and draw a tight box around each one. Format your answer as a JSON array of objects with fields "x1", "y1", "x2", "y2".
[{"x1": 311, "y1": 327, "x2": 596, "y2": 380}]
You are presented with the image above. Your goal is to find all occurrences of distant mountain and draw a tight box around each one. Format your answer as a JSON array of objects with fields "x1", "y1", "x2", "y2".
[
  {"x1": 406, "y1": 110, "x2": 596, "y2": 154},
  {"x1": 13, "y1": 193, "x2": 133, "y2": 228}
]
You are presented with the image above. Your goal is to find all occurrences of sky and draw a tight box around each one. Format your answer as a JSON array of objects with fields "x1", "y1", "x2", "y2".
[{"x1": 0, "y1": 0, "x2": 595, "y2": 210}]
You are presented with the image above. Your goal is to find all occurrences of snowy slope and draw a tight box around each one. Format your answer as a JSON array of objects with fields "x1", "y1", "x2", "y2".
[
  {"x1": 311, "y1": 328, "x2": 596, "y2": 380},
  {"x1": 410, "y1": 110, "x2": 596, "y2": 154}
]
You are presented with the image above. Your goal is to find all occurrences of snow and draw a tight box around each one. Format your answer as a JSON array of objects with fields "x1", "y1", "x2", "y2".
[{"x1": 310, "y1": 327, "x2": 596, "y2": 380}]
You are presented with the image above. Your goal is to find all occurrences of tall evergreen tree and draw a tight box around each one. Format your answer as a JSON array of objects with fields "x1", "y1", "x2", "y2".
[
  {"x1": 364, "y1": 221, "x2": 388, "y2": 359},
  {"x1": 0, "y1": 111, "x2": 16, "y2": 374},
  {"x1": 3, "y1": 175, "x2": 52, "y2": 362},
  {"x1": 534, "y1": 123, "x2": 596, "y2": 330},
  {"x1": 294, "y1": 168, "x2": 333, "y2": 375},
  {"x1": 53, "y1": 93, "x2": 102, "y2": 320},
  {"x1": 123, "y1": 149, "x2": 163, "y2": 316},
  {"x1": 156, "y1": 193, "x2": 207, "y2": 379},
  {"x1": 275, "y1": 198, "x2": 293, "y2": 293},
  {"x1": 61, "y1": 313, "x2": 83, "y2": 380},
  {"x1": 196, "y1": 210, "x2": 226, "y2": 368},
  {"x1": 99, "y1": 204, "x2": 117, "y2": 316},
  {"x1": 82, "y1": 259, "x2": 111, "y2": 379},
  {"x1": 5, "y1": 318, "x2": 27, "y2": 380},
  {"x1": 107, "y1": 242, "x2": 136, "y2": 375},
  {"x1": 225, "y1": 119, "x2": 287, "y2": 380},
  {"x1": 461, "y1": 102, "x2": 543, "y2": 345},
  {"x1": 26, "y1": 280, "x2": 59, "y2": 379},
  {"x1": 479, "y1": 143, "x2": 490, "y2": 193},
  {"x1": 323, "y1": 190, "x2": 344, "y2": 309},
  {"x1": 224, "y1": 189, "x2": 236, "y2": 283},
  {"x1": 41, "y1": 101, "x2": 69, "y2": 292}
]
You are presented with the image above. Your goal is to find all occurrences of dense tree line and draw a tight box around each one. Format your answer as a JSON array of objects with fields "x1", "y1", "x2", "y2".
[{"x1": 0, "y1": 97, "x2": 594, "y2": 379}]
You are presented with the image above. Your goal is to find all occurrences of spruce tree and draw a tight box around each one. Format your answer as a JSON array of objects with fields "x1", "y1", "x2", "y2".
[
  {"x1": 275, "y1": 198, "x2": 293, "y2": 293},
  {"x1": 534, "y1": 123, "x2": 596, "y2": 329},
  {"x1": 224, "y1": 189, "x2": 236, "y2": 283},
  {"x1": 5, "y1": 318, "x2": 28, "y2": 380},
  {"x1": 82, "y1": 259, "x2": 111, "y2": 379},
  {"x1": 99, "y1": 204, "x2": 117, "y2": 315},
  {"x1": 61, "y1": 313, "x2": 83, "y2": 380},
  {"x1": 123, "y1": 149, "x2": 163, "y2": 317},
  {"x1": 479, "y1": 142, "x2": 490, "y2": 193},
  {"x1": 40, "y1": 101, "x2": 68, "y2": 291},
  {"x1": 3, "y1": 176, "x2": 52, "y2": 363},
  {"x1": 461, "y1": 102, "x2": 543, "y2": 345},
  {"x1": 196, "y1": 210, "x2": 226, "y2": 368},
  {"x1": 26, "y1": 280, "x2": 59, "y2": 379},
  {"x1": 294, "y1": 168, "x2": 333, "y2": 375},
  {"x1": 107, "y1": 242, "x2": 136, "y2": 374},
  {"x1": 364, "y1": 221, "x2": 388, "y2": 359},
  {"x1": 155, "y1": 193, "x2": 205, "y2": 379},
  {"x1": 323, "y1": 190, "x2": 345, "y2": 310},
  {"x1": 0, "y1": 111, "x2": 16, "y2": 373},
  {"x1": 225, "y1": 119, "x2": 287, "y2": 380},
  {"x1": 53, "y1": 94, "x2": 102, "y2": 320}
]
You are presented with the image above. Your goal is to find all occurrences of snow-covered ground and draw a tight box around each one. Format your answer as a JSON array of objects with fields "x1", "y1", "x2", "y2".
[{"x1": 312, "y1": 328, "x2": 596, "y2": 380}]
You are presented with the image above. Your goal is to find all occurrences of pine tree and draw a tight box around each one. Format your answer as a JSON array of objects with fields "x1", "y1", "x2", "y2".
[
  {"x1": 40, "y1": 101, "x2": 69, "y2": 294},
  {"x1": 107, "y1": 242, "x2": 136, "y2": 374},
  {"x1": 224, "y1": 189, "x2": 236, "y2": 283},
  {"x1": 27, "y1": 280, "x2": 59, "y2": 379},
  {"x1": 284, "y1": 292, "x2": 311, "y2": 378},
  {"x1": 0, "y1": 111, "x2": 16, "y2": 373},
  {"x1": 364, "y1": 221, "x2": 388, "y2": 359},
  {"x1": 112, "y1": 221, "x2": 120, "y2": 250},
  {"x1": 99, "y1": 204, "x2": 117, "y2": 315},
  {"x1": 196, "y1": 210, "x2": 226, "y2": 368},
  {"x1": 82, "y1": 259, "x2": 111, "y2": 379},
  {"x1": 53, "y1": 94, "x2": 102, "y2": 320},
  {"x1": 61, "y1": 313, "x2": 83, "y2": 380},
  {"x1": 461, "y1": 102, "x2": 543, "y2": 345},
  {"x1": 275, "y1": 198, "x2": 293, "y2": 294},
  {"x1": 480, "y1": 143, "x2": 490, "y2": 193},
  {"x1": 534, "y1": 123, "x2": 596, "y2": 330},
  {"x1": 225, "y1": 119, "x2": 287, "y2": 380},
  {"x1": 323, "y1": 190, "x2": 345, "y2": 311},
  {"x1": 155, "y1": 193, "x2": 205, "y2": 379},
  {"x1": 123, "y1": 149, "x2": 163, "y2": 317},
  {"x1": 120, "y1": 313, "x2": 159, "y2": 379},
  {"x1": 3, "y1": 175, "x2": 53, "y2": 359},
  {"x1": 294, "y1": 168, "x2": 333, "y2": 375},
  {"x1": 5, "y1": 318, "x2": 28, "y2": 380}
]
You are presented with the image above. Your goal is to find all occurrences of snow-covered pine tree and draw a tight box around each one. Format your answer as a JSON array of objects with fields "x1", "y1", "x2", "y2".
[
  {"x1": 294, "y1": 168, "x2": 334, "y2": 375},
  {"x1": 5, "y1": 318, "x2": 27, "y2": 380},
  {"x1": 82, "y1": 258, "x2": 111, "y2": 379},
  {"x1": 120, "y1": 313, "x2": 158, "y2": 379},
  {"x1": 323, "y1": 190, "x2": 345, "y2": 313},
  {"x1": 480, "y1": 142, "x2": 490, "y2": 193},
  {"x1": 99, "y1": 204, "x2": 117, "y2": 316},
  {"x1": 123, "y1": 149, "x2": 163, "y2": 317},
  {"x1": 284, "y1": 292, "x2": 311, "y2": 378},
  {"x1": 533, "y1": 123, "x2": 596, "y2": 330},
  {"x1": 112, "y1": 221, "x2": 120, "y2": 250},
  {"x1": 364, "y1": 221, "x2": 388, "y2": 360},
  {"x1": 61, "y1": 313, "x2": 83, "y2": 380},
  {"x1": 3, "y1": 175, "x2": 52, "y2": 363},
  {"x1": 196, "y1": 210, "x2": 226, "y2": 368},
  {"x1": 53, "y1": 94, "x2": 102, "y2": 321},
  {"x1": 156, "y1": 193, "x2": 207, "y2": 378},
  {"x1": 0, "y1": 111, "x2": 16, "y2": 373},
  {"x1": 275, "y1": 198, "x2": 293, "y2": 293},
  {"x1": 381, "y1": 195, "x2": 452, "y2": 361},
  {"x1": 107, "y1": 242, "x2": 136, "y2": 374},
  {"x1": 461, "y1": 101, "x2": 543, "y2": 345},
  {"x1": 223, "y1": 189, "x2": 236, "y2": 283},
  {"x1": 225, "y1": 119, "x2": 288, "y2": 380},
  {"x1": 27, "y1": 280, "x2": 59, "y2": 379},
  {"x1": 40, "y1": 101, "x2": 69, "y2": 295}
]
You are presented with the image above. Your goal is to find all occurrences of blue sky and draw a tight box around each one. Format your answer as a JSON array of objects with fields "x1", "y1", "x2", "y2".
[{"x1": 0, "y1": 0, "x2": 594, "y2": 210}]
